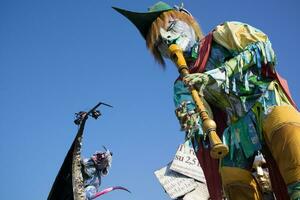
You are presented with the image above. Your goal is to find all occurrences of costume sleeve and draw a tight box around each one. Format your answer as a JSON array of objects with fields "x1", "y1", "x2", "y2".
[
  {"x1": 224, "y1": 41, "x2": 275, "y2": 76},
  {"x1": 174, "y1": 79, "x2": 196, "y2": 111},
  {"x1": 204, "y1": 21, "x2": 276, "y2": 87}
]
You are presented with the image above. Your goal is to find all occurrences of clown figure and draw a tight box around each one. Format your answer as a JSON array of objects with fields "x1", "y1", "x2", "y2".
[{"x1": 114, "y1": 2, "x2": 300, "y2": 200}]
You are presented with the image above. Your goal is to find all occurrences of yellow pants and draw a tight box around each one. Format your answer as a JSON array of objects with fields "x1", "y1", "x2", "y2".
[
  {"x1": 263, "y1": 106, "x2": 300, "y2": 185},
  {"x1": 221, "y1": 106, "x2": 300, "y2": 199},
  {"x1": 220, "y1": 167, "x2": 263, "y2": 200}
]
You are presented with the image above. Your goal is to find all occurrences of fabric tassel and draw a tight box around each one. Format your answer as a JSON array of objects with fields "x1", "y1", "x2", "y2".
[
  {"x1": 225, "y1": 67, "x2": 230, "y2": 94},
  {"x1": 238, "y1": 56, "x2": 244, "y2": 81},
  {"x1": 258, "y1": 42, "x2": 267, "y2": 64},
  {"x1": 241, "y1": 97, "x2": 247, "y2": 112},
  {"x1": 263, "y1": 97, "x2": 268, "y2": 115},
  {"x1": 254, "y1": 46, "x2": 261, "y2": 69},
  {"x1": 265, "y1": 41, "x2": 273, "y2": 63},
  {"x1": 193, "y1": 137, "x2": 199, "y2": 152},
  {"x1": 244, "y1": 50, "x2": 251, "y2": 64},
  {"x1": 244, "y1": 72, "x2": 250, "y2": 91},
  {"x1": 232, "y1": 77, "x2": 237, "y2": 93}
]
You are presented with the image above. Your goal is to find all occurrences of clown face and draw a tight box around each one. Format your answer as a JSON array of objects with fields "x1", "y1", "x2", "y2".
[{"x1": 158, "y1": 20, "x2": 197, "y2": 58}]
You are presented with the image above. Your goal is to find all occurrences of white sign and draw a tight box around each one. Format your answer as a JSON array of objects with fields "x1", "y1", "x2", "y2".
[
  {"x1": 170, "y1": 144, "x2": 206, "y2": 182},
  {"x1": 182, "y1": 182, "x2": 210, "y2": 200},
  {"x1": 154, "y1": 163, "x2": 198, "y2": 199}
]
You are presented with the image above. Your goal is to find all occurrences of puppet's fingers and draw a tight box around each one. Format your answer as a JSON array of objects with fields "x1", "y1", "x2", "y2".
[{"x1": 183, "y1": 73, "x2": 204, "y2": 86}]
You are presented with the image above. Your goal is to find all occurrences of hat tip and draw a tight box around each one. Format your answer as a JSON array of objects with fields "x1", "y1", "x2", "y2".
[{"x1": 112, "y1": 6, "x2": 122, "y2": 12}]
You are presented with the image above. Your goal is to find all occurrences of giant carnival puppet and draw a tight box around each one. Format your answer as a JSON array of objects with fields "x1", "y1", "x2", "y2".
[{"x1": 113, "y1": 2, "x2": 300, "y2": 200}]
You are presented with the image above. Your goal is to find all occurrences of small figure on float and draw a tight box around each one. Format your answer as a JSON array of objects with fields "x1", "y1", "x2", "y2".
[
  {"x1": 81, "y1": 147, "x2": 113, "y2": 199},
  {"x1": 81, "y1": 147, "x2": 130, "y2": 200},
  {"x1": 113, "y1": 2, "x2": 300, "y2": 200}
]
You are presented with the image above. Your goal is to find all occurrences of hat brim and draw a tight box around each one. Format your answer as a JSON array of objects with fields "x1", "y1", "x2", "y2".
[{"x1": 113, "y1": 7, "x2": 172, "y2": 39}]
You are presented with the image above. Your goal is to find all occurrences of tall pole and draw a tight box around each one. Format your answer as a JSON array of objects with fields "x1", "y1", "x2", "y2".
[
  {"x1": 72, "y1": 102, "x2": 112, "y2": 200},
  {"x1": 72, "y1": 113, "x2": 87, "y2": 200}
]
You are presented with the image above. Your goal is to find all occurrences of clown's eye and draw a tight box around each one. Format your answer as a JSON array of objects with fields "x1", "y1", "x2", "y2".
[{"x1": 167, "y1": 20, "x2": 177, "y2": 31}]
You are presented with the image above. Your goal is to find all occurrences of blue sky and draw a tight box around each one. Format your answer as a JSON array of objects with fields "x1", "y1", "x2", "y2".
[{"x1": 0, "y1": 0, "x2": 299, "y2": 200}]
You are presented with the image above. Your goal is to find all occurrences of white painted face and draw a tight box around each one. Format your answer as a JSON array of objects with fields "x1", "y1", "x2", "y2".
[{"x1": 158, "y1": 20, "x2": 197, "y2": 58}]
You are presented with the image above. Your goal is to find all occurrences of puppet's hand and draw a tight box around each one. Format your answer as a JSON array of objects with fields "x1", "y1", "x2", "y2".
[
  {"x1": 183, "y1": 73, "x2": 211, "y2": 96},
  {"x1": 175, "y1": 101, "x2": 200, "y2": 132}
]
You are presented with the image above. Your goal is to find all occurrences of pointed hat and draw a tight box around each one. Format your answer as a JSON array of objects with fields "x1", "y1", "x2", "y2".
[{"x1": 112, "y1": 2, "x2": 173, "y2": 39}]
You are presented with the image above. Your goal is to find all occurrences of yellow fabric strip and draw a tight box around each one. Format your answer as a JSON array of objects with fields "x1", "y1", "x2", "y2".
[{"x1": 268, "y1": 81, "x2": 291, "y2": 106}]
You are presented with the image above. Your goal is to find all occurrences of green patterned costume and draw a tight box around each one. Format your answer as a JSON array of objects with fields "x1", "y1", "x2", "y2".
[{"x1": 174, "y1": 21, "x2": 299, "y2": 199}]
